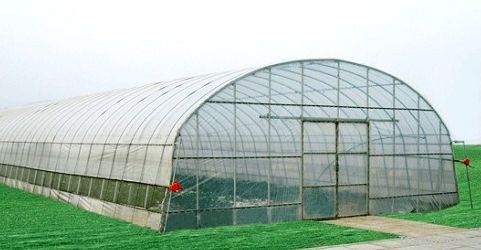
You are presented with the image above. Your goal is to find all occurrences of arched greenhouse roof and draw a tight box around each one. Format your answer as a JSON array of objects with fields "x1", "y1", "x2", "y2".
[{"x1": 0, "y1": 59, "x2": 452, "y2": 187}]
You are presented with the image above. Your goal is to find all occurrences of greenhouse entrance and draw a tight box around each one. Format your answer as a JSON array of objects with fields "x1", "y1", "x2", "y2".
[{"x1": 302, "y1": 120, "x2": 369, "y2": 220}]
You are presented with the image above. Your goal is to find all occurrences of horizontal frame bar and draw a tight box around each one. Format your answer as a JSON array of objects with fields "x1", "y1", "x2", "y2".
[
  {"x1": 207, "y1": 100, "x2": 434, "y2": 112},
  {"x1": 175, "y1": 155, "x2": 301, "y2": 160},
  {"x1": 370, "y1": 191, "x2": 458, "y2": 200},
  {"x1": 303, "y1": 183, "x2": 368, "y2": 188},
  {"x1": 168, "y1": 202, "x2": 302, "y2": 214},
  {"x1": 303, "y1": 152, "x2": 368, "y2": 155},
  {"x1": 0, "y1": 141, "x2": 173, "y2": 147},
  {"x1": 369, "y1": 153, "x2": 453, "y2": 157},
  {"x1": 259, "y1": 115, "x2": 397, "y2": 123}
]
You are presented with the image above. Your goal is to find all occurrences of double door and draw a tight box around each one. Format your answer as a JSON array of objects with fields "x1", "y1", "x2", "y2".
[{"x1": 302, "y1": 121, "x2": 369, "y2": 219}]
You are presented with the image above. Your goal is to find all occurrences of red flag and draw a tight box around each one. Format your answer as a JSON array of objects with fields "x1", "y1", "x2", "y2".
[{"x1": 169, "y1": 178, "x2": 183, "y2": 192}]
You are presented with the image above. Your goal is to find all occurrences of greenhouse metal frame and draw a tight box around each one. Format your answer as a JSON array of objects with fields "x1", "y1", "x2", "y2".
[{"x1": 0, "y1": 59, "x2": 458, "y2": 232}]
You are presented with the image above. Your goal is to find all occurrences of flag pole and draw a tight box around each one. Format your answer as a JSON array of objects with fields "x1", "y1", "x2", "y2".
[
  {"x1": 454, "y1": 140, "x2": 473, "y2": 209},
  {"x1": 463, "y1": 142, "x2": 474, "y2": 209}
]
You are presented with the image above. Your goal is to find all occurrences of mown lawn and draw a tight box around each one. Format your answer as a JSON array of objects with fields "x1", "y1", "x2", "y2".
[
  {"x1": 0, "y1": 183, "x2": 395, "y2": 249},
  {"x1": 388, "y1": 144, "x2": 481, "y2": 228}
]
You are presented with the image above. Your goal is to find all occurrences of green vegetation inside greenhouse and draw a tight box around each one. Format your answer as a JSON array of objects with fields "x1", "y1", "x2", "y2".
[
  {"x1": 388, "y1": 144, "x2": 481, "y2": 228},
  {"x1": 0, "y1": 183, "x2": 395, "y2": 249},
  {"x1": 170, "y1": 174, "x2": 299, "y2": 211}
]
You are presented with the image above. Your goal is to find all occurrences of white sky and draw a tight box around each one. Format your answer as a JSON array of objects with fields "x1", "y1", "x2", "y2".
[{"x1": 0, "y1": 0, "x2": 480, "y2": 143}]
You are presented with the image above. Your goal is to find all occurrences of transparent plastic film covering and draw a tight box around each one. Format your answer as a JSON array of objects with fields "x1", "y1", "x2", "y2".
[
  {"x1": 167, "y1": 59, "x2": 457, "y2": 231},
  {"x1": 0, "y1": 59, "x2": 457, "y2": 232}
]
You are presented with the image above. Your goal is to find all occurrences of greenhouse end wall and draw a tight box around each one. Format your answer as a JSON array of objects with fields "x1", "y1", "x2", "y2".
[
  {"x1": 0, "y1": 59, "x2": 458, "y2": 232},
  {"x1": 165, "y1": 60, "x2": 458, "y2": 231}
]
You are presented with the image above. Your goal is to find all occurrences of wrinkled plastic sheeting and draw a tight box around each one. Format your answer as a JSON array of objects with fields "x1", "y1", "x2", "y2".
[{"x1": 0, "y1": 176, "x2": 164, "y2": 230}]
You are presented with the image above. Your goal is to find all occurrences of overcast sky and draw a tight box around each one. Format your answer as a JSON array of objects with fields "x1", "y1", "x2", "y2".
[{"x1": 0, "y1": 0, "x2": 480, "y2": 143}]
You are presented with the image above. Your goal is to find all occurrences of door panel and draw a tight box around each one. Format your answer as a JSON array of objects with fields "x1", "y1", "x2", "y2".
[
  {"x1": 302, "y1": 187, "x2": 336, "y2": 219},
  {"x1": 303, "y1": 122, "x2": 336, "y2": 153},
  {"x1": 338, "y1": 154, "x2": 368, "y2": 185},
  {"x1": 303, "y1": 154, "x2": 336, "y2": 186},
  {"x1": 338, "y1": 186, "x2": 368, "y2": 217},
  {"x1": 302, "y1": 121, "x2": 369, "y2": 219},
  {"x1": 337, "y1": 122, "x2": 369, "y2": 217},
  {"x1": 338, "y1": 123, "x2": 368, "y2": 153}
]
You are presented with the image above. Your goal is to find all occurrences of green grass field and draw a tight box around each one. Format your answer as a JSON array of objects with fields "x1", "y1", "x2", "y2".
[
  {"x1": 0, "y1": 183, "x2": 395, "y2": 249},
  {"x1": 3, "y1": 145, "x2": 479, "y2": 248},
  {"x1": 388, "y1": 144, "x2": 481, "y2": 228}
]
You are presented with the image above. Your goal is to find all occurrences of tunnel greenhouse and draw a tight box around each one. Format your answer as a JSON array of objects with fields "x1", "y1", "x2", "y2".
[{"x1": 0, "y1": 59, "x2": 458, "y2": 232}]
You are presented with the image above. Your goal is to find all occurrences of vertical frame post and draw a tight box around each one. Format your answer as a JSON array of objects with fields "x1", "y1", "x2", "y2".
[
  {"x1": 366, "y1": 68, "x2": 371, "y2": 214},
  {"x1": 195, "y1": 111, "x2": 200, "y2": 227},
  {"x1": 366, "y1": 121, "x2": 371, "y2": 214},
  {"x1": 336, "y1": 62, "x2": 340, "y2": 120},
  {"x1": 391, "y1": 79, "x2": 396, "y2": 212},
  {"x1": 335, "y1": 121, "x2": 339, "y2": 217},
  {"x1": 416, "y1": 95, "x2": 421, "y2": 209},
  {"x1": 300, "y1": 121, "x2": 304, "y2": 219},
  {"x1": 267, "y1": 69, "x2": 272, "y2": 223},
  {"x1": 233, "y1": 83, "x2": 238, "y2": 224},
  {"x1": 300, "y1": 64, "x2": 305, "y2": 220}
]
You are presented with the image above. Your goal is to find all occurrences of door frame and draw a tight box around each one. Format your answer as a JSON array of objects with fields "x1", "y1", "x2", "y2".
[{"x1": 301, "y1": 118, "x2": 370, "y2": 219}]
